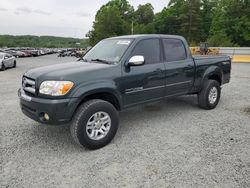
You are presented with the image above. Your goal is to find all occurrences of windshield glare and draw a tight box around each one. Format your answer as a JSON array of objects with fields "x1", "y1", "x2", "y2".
[{"x1": 83, "y1": 39, "x2": 132, "y2": 63}]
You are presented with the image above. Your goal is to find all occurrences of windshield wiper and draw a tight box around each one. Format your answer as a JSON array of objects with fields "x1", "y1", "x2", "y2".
[{"x1": 91, "y1": 58, "x2": 113, "y2": 64}]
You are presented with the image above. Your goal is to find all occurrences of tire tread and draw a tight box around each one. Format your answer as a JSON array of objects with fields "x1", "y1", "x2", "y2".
[
  {"x1": 70, "y1": 99, "x2": 118, "y2": 149},
  {"x1": 198, "y1": 80, "x2": 221, "y2": 110}
]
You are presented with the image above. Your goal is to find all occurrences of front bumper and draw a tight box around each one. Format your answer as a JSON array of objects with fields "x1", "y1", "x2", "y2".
[{"x1": 18, "y1": 89, "x2": 78, "y2": 125}]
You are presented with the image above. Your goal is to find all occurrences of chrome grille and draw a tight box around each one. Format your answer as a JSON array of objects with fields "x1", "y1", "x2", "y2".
[{"x1": 22, "y1": 77, "x2": 36, "y2": 95}]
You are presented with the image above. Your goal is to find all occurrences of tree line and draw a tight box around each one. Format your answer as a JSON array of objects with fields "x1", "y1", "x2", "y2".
[
  {"x1": 0, "y1": 35, "x2": 88, "y2": 48},
  {"x1": 87, "y1": 0, "x2": 250, "y2": 47}
]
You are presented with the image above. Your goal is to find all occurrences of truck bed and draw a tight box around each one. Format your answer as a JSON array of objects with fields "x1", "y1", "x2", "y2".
[{"x1": 192, "y1": 55, "x2": 231, "y2": 90}]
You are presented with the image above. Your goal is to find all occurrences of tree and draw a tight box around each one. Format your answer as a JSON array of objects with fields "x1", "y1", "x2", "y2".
[
  {"x1": 155, "y1": 0, "x2": 203, "y2": 44},
  {"x1": 133, "y1": 3, "x2": 155, "y2": 34},
  {"x1": 200, "y1": 0, "x2": 217, "y2": 41},
  {"x1": 134, "y1": 3, "x2": 154, "y2": 25},
  {"x1": 179, "y1": 0, "x2": 203, "y2": 43},
  {"x1": 154, "y1": 7, "x2": 181, "y2": 35},
  {"x1": 87, "y1": 0, "x2": 250, "y2": 47},
  {"x1": 208, "y1": 0, "x2": 250, "y2": 46},
  {"x1": 0, "y1": 35, "x2": 88, "y2": 48},
  {"x1": 87, "y1": 0, "x2": 133, "y2": 45}
]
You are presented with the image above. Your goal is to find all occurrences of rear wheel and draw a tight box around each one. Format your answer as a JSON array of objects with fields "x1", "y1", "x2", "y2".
[
  {"x1": 1, "y1": 63, "x2": 5, "y2": 71},
  {"x1": 70, "y1": 99, "x2": 119, "y2": 149},
  {"x1": 13, "y1": 61, "x2": 16, "y2": 68},
  {"x1": 198, "y1": 80, "x2": 221, "y2": 110}
]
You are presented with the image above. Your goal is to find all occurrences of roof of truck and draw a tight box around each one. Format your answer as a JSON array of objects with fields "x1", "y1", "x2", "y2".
[
  {"x1": 107, "y1": 34, "x2": 185, "y2": 40},
  {"x1": 107, "y1": 34, "x2": 192, "y2": 59}
]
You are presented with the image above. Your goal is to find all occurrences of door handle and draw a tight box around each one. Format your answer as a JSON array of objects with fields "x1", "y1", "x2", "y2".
[{"x1": 184, "y1": 65, "x2": 193, "y2": 70}]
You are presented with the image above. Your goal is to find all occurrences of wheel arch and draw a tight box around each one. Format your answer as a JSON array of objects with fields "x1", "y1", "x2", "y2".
[
  {"x1": 72, "y1": 87, "x2": 122, "y2": 118},
  {"x1": 201, "y1": 66, "x2": 223, "y2": 87}
]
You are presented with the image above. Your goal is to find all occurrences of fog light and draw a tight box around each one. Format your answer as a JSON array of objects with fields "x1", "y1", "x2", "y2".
[{"x1": 44, "y1": 113, "x2": 50, "y2": 121}]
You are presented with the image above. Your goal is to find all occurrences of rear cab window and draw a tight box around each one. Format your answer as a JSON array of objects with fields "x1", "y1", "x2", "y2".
[{"x1": 163, "y1": 38, "x2": 187, "y2": 62}]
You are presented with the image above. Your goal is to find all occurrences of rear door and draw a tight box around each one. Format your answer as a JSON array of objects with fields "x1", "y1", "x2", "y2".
[
  {"x1": 162, "y1": 38, "x2": 195, "y2": 96},
  {"x1": 121, "y1": 38, "x2": 166, "y2": 107}
]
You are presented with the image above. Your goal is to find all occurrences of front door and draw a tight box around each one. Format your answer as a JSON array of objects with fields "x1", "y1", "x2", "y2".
[{"x1": 121, "y1": 38, "x2": 166, "y2": 107}]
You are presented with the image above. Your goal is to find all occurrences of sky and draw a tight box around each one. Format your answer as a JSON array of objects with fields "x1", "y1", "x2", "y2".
[{"x1": 0, "y1": 0, "x2": 169, "y2": 38}]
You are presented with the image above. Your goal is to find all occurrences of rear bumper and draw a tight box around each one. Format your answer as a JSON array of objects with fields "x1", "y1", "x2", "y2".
[{"x1": 18, "y1": 89, "x2": 78, "y2": 125}]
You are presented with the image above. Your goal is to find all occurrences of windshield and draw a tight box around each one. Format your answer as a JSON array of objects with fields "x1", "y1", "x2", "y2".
[{"x1": 83, "y1": 39, "x2": 132, "y2": 64}]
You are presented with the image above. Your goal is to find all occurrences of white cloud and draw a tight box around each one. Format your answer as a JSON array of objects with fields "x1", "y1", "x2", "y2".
[
  {"x1": 14, "y1": 7, "x2": 51, "y2": 15},
  {"x1": 0, "y1": 7, "x2": 8, "y2": 11},
  {"x1": 33, "y1": 9, "x2": 51, "y2": 16},
  {"x1": 0, "y1": 0, "x2": 169, "y2": 38},
  {"x1": 75, "y1": 12, "x2": 93, "y2": 17}
]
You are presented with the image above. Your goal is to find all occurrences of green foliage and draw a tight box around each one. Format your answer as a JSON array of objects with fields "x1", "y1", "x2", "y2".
[
  {"x1": 208, "y1": 0, "x2": 250, "y2": 46},
  {"x1": 87, "y1": 0, "x2": 250, "y2": 47},
  {"x1": 87, "y1": 0, "x2": 133, "y2": 45},
  {"x1": 154, "y1": 7, "x2": 181, "y2": 35},
  {"x1": 133, "y1": 3, "x2": 155, "y2": 34},
  {"x1": 207, "y1": 31, "x2": 238, "y2": 47},
  {"x1": 134, "y1": 3, "x2": 154, "y2": 25},
  {"x1": 200, "y1": 0, "x2": 217, "y2": 41},
  {"x1": 0, "y1": 35, "x2": 88, "y2": 48},
  {"x1": 134, "y1": 23, "x2": 155, "y2": 34}
]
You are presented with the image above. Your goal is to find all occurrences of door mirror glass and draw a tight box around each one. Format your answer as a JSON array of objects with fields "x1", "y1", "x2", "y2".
[{"x1": 128, "y1": 56, "x2": 145, "y2": 66}]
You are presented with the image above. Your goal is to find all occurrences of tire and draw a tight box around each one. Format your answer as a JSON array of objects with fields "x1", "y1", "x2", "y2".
[
  {"x1": 13, "y1": 61, "x2": 16, "y2": 68},
  {"x1": 70, "y1": 99, "x2": 119, "y2": 150},
  {"x1": 1, "y1": 63, "x2": 5, "y2": 71},
  {"x1": 198, "y1": 80, "x2": 221, "y2": 110}
]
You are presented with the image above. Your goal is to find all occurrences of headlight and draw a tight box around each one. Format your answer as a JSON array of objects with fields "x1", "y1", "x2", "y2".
[{"x1": 39, "y1": 81, "x2": 74, "y2": 96}]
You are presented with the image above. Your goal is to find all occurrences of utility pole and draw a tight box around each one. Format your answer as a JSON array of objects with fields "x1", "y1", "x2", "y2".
[
  {"x1": 188, "y1": 6, "x2": 192, "y2": 42},
  {"x1": 131, "y1": 21, "x2": 134, "y2": 35}
]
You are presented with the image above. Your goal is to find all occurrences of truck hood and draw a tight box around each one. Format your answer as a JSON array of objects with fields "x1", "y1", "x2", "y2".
[{"x1": 24, "y1": 61, "x2": 110, "y2": 81}]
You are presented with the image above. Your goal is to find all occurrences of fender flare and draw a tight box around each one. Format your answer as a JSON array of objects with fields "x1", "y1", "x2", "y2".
[
  {"x1": 70, "y1": 80, "x2": 122, "y2": 110},
  {"x1": 201, "y1": 66, "x2": 223, "y2": 87}
]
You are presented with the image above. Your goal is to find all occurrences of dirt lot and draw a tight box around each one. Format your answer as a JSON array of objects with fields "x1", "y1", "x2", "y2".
[{"x1": 1, "y1": 55, "x2": 250, "y2": 188}]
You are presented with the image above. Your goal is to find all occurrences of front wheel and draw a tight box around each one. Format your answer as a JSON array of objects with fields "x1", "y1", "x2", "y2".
[
  {"x1": 198, "y1": 80, "x2": 221, "y2": 110},
  {"x1": 70, "y1": 99, "x2": 119, "y2": 150}
]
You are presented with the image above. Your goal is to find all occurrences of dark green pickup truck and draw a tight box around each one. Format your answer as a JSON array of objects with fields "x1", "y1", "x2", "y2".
[{"x1": 18, "y1": 35, "x2": 231, "y2": 149}]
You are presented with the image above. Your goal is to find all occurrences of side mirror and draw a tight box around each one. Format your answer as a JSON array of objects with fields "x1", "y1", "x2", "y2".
[
  {"x1": 4, "y1": 56, "x2": 8, "y2": 59},
  {"x1": 127, "y1": 56, "x2": 145, "y2": 66}
]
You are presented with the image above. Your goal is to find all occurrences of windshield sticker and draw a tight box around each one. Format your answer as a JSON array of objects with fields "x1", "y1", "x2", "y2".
[{"x1": 117, "y1": 40, "x2": 131, "y2": 45}]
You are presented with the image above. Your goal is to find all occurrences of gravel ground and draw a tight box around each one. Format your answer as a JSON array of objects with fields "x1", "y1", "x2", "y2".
[{"x1": 1, "y1": 54, "x2": 250, "y2": 188}]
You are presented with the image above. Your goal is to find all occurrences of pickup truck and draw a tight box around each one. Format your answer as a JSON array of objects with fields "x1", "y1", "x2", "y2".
[{"x1": 18, "y1": 35, "x2": 231, "y2": 149}]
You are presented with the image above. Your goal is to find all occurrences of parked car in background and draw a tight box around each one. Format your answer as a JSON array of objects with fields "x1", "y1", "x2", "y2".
[
  {"x1": 58, "y1": 50, "x2": 72, "y2": 57},
  {"x1": 0, "y1": 52, "x2": 16, "y2": 71},
  {"x1": 28, "y1": 50, "x2": 41, "y2": 57},
  {"x1": 4, "y1": 50, "x2": 27, "y2": 58},
  {"x1": 20, "y1": 50, "x2": 33, "y2": 57},
  {"x1": 58, "y1": 49, "x2": 87, "y2": 58},
  {"x1": 0, "y1": 48, "x2": 58, "y2": 58}
]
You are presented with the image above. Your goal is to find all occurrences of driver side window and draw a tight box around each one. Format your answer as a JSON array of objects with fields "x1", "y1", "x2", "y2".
[{"x1": 131, "y1": 39, "x2": 161, "y2": 64}]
